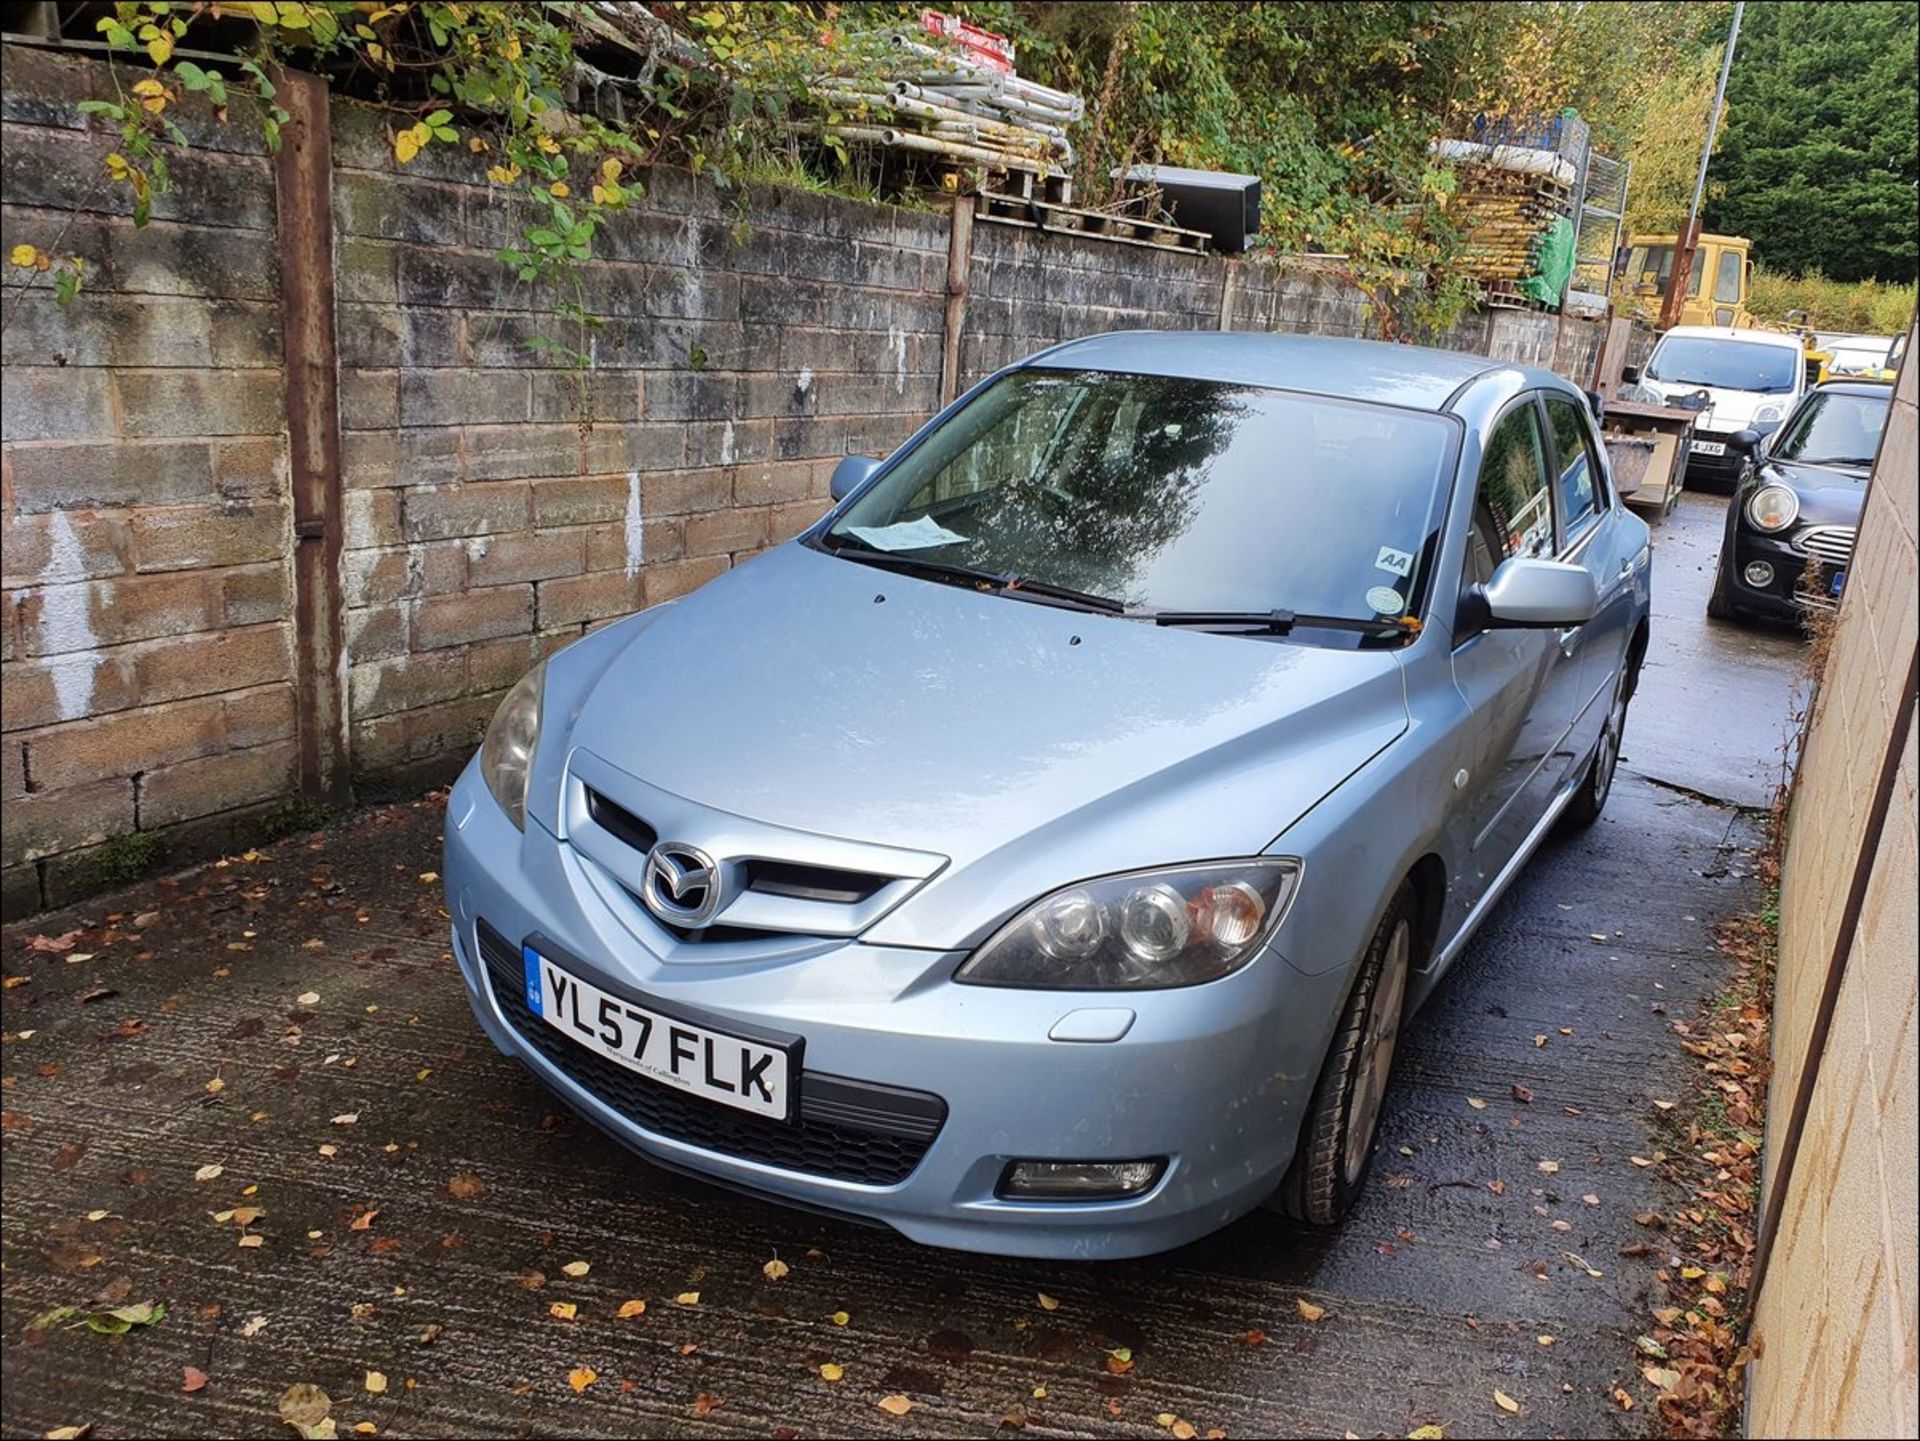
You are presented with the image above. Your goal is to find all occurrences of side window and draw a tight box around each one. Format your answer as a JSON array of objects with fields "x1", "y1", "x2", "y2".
[
  {"x1": 1714, "y1": 250, "x2": 1744, "y2": 304},
  {"x1": 1544, "y1": 394, "x2": 1603, "y2": 540},
  {"x1": 1464, "y1": 402, "x2": 1554, "y2": 595}
]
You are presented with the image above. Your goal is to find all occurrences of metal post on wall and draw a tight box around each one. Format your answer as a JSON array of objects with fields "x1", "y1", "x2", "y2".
[
  {"x1": 939, "y1": 192, "x2": 975, "y2": 407},
  {"x1": 1663, "y1": 1, "x2": 1743, "y2": 330},
  {"x1": 273, "y1": 67, "x2": 351, "y2": 806}
]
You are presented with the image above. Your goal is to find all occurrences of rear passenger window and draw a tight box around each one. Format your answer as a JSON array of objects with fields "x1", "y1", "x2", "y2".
[
  {"x1": 1544, "y1": 395, "x2": 1602, "y2": 540},
  {"x1": 1464, "y1": 401, "x2": 1553, "y2": 591}
]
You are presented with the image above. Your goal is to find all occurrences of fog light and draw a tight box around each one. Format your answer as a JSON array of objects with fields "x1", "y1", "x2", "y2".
[
  {"x1": 998, "y1": 1159, "x2": 1164, "y2": 1200},
  {"x1": 1743, "y1": 561, "x2": 1775, "y2": 588}
]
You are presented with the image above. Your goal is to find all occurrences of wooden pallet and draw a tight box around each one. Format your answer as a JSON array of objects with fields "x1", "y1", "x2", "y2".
[
  {"x1": 973, "y1": 192, "x2": 1210, "y2": 252},
  {"x1": 1482, "y1": 278, "x2": 1556, "y2": 312}
]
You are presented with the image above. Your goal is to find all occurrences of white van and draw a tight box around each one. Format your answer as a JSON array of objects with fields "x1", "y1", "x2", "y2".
[{"x1": 1628, "y1": 325, "x2": 1807, "y2": 488}]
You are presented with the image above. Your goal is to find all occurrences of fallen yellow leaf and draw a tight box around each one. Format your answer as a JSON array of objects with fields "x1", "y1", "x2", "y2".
[
  {"x1": 819, "y1": 1363, "x2": 844, "y2": 1382},
  {"x1": 194, "y1": 1164, "x2": 224, "y2": 1183},
  {"x1": 364, "y1": 1372, "x2": 387, "y2": 1396},
  {"x1": 876, "y1": 1395, "x2": 912, "y2": 1416},
  {"x1": 674, "y1": 1291, "x2": 700, "y2": 1306},
  {"x1": 1493, "y1": 1388, "x2": 1519, "y2": 1413},
  {"x1": 1467, "y1": 1097, "x2": 1487, "y2": 1110},
  {"x1": 1408, "y1": 1427, "x2": 1446, "y2": 1440},
  {"x1": 548, "y1": 1302, "x2": 577, "y2": 1321},
  {"x1": 1537, "y1": 1160, "x2": 1561, "y2": 1174},
  {"x1": 830, "y1": 1310, "x2": 850, "y2": 1326},
  {"x1": 561, "y1": 1261, "x2": 590, "y2": 1278},
  {"x1": 617, "y1": 1299, "x2": 647, "y2": 1319},
  {"x1": 1037, "y1": 1293, "x2": 1060, "y2": 1311},
  {"x1": 1296, "y1": 1299, "x2": 1326, "y2": 1323},
  {"x1": 568, "y1": 1366, "x2": 596, "y2": 1393},
  {"x1": 1172, "y1": 1423, "x2": 1197, "y2": 1441},
  {"x1": 763, "y1": 1258, "x2": 790, "y2": 1281}
]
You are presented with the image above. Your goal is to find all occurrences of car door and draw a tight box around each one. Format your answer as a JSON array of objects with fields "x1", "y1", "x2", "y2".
[
  {"x1": 1543, "y1": 393, "x2": 1634, "y2": 761},
  {"x1": 1446, "y1": 396, "x2": 1585, "y2": 925}
]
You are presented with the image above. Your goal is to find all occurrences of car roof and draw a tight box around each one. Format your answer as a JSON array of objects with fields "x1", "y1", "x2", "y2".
[
  {"x1": 1019, "y1": 330, "x2": 1532, "y2": 412},
  {"x1": 1658, "y1": 325, "x2": 1804, "y2": 350},
  {"x1": 1811, "y1": 379, "x2": 1897, "y2": 398}
]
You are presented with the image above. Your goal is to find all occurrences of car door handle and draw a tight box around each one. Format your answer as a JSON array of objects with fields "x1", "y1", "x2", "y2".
[{"x1": 1556, "y1": 626, "x2": 1581, "y2": 657}]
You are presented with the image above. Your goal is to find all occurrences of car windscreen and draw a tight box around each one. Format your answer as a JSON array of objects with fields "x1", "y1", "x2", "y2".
[
  {"x1": 1770, "y1": 391, "x2": 1889, "y2": 469},
  {"x1": 1645, "y1": 336, "x2": 1800, "y2": 393},
  {"x1": 820, "y1": 369, "x2": 1455, "y2": 622}
]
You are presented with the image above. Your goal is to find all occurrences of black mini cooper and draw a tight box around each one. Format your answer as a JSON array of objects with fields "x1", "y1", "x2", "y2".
[{"x1": 1708, "y1": 380, "x2": 1893, "y2": 625}]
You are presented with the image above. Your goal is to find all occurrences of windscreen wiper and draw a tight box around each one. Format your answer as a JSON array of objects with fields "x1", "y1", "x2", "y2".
[
  {"x1": 1145, "y1": 608, "x2": 1420, "y2": 637},
  {"x1": 820, "y1": 536, "x2": 1125, "y2": 614},
  {"x1": 1002, "y1": 575, "x2": 1125, "y2": 613}
]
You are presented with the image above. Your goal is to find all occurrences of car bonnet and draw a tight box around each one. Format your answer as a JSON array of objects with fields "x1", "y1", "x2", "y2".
[{"x1": 554, "y1": 543, "x2": 1411, "y2": 949}]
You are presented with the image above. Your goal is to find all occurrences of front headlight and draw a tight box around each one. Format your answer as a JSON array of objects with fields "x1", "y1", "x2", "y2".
[
  {"x1": 480, "y1": 659, "x2": 547, "y2": 830},
  {"x1": 1753, "y1": 404, "x2": 1784, "y2": 424},
  {"x1": 1746, "y1": 484, "x2": 1800, "y2": 533},
  {"x1": 955, "y1": 859, "x2": 1301, "y2": 990}
]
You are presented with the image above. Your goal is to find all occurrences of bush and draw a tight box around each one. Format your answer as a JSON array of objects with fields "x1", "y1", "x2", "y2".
[{"x1": 1747, "y1": 268, "x2": 1917, "y2": 335}]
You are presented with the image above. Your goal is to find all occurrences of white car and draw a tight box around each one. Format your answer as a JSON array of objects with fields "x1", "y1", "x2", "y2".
[{"x1": 1627, "y1": 325, "x2": 1807, "y2": 489}]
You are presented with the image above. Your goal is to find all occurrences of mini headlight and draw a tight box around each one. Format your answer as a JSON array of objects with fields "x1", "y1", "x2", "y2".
[
  {"x1": 956, "y1": 859, "x2": 1301, "y2": 990},
  {"x1": 1746, "y1": 484, "x2": 1799, "y2": 533},
  {"x1": 480, "y1": 660, "x2": 547, "y2": 830}
]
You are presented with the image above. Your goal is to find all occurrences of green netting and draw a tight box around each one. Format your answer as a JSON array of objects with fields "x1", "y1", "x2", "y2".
[{"x1": 1524, "y1": 216, "x2": 1577, "y2": 305}]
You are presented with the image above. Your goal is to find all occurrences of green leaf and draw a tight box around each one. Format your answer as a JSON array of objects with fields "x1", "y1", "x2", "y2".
[
  {"x1": 424, "y1": 109, "x2": 453, "y2": 127},
  {"x1": 432, "y1": 127, "x2": 457, "y2": 142},
  {"x1": 174, "y1": 61, "x2": 210, "y2": 90},
  {"x1": 526, "y1": 228, "x2": 561, "y2": 247},
  {"x1": 77, "y1": 100, "x2": 125, "y2": 118},
  {"x1": 54, "y1": 266, "x2": 82, "y2": 306}
]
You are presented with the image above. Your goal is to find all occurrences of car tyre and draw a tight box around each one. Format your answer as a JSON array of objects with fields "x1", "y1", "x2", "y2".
[
  {"x1": 1706, "y1": 551, "x2": 1742, "y2": 622},
  {"x1": 1564, "y1": 662, "x2": 1634, "y2": 827},
  {"x1": 1268, "y1": 880, "x2": 1416, "y2": 1226}
]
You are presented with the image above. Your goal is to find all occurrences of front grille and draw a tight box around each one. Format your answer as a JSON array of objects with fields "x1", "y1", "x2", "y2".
[
  {"x1": 475, "y1": 921, "x2": 944, "y2": 1185},
  {"x1": 1794, "y1": 525, "x2": 1856, "y2": 568},
  {"x1": 585, "y1": 788, "x2": 658, "y2": 854},
  {"x1": 583, "y1": 788, "x2": 889, "y2": 910}
]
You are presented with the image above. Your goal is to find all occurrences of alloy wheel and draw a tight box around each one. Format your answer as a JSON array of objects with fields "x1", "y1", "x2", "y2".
[{"x1": 1343, "y1": 917, "x2": 1411, "y2": 1186}]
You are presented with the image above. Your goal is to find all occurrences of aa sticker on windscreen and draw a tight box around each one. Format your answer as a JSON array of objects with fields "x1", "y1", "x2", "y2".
[{"x1": 1374, "y1": 545, "x2": 1415, "y2": 577}]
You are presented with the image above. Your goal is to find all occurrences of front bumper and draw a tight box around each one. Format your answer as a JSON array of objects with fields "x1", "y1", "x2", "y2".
[
  {"x1": 441, "y1": 761, "x2": 1345, "y2": 1259},
  {"x1": 1682, "y1": 433, "x2": 1746, "y2": 488},
  {"x1": 1722, "y1": 526, "x2": 1842, "y2": 621}
]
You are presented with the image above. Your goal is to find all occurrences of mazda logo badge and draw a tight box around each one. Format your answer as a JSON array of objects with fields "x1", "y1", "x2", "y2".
[{"x1": 641, "y1": 842, "x2": 722, "y2": 927}]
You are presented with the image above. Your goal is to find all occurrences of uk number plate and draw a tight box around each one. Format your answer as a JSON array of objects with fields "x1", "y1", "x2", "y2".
[
  {"x1": 1691, "y1": 439, "x2": 1726, "y2": 456},
  {"x1": 523, "y1": 947, "x2": 792, "y2": 1120}
]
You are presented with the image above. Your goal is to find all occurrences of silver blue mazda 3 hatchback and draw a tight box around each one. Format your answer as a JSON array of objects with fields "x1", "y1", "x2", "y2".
[{"x1": 443, "y1": 332, "x2": 1652, "y2": 1258}]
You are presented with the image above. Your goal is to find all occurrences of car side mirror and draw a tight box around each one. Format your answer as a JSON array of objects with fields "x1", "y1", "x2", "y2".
[
  {"x1": 1474, "y1": 557, "x2": 1599, "y2": 630},
  {"x1": 1728, "y1": 428, "x2": 1761, "y2": 453},
  {"x1": 1621, "y1": 365, "x2": 1642, "y2": 385},
  {"x1": 1583, "y1": 388, "x2": 1606, "y2": 423},
  {"x1": 829, "y1": 454, "x2": 883, "y2": 502}
]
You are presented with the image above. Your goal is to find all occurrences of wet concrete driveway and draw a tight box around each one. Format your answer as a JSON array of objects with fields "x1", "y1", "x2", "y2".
[{"x1": 1, "y1": 494, "x2": 1804, "y2": 1439}]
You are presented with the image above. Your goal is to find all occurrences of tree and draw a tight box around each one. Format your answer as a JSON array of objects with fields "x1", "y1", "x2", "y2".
[{"x1": 1706, "y1": 0, "x2": 1919, "y2": 281}]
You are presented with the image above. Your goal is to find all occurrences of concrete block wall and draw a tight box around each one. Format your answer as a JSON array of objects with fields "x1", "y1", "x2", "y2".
[
  {"x1": 324, "y1": 102, "x2": 946, "y2": 788},
  {"x1": 0, "y1": 47, "x2": 1610, "y2": 913},
  {"x1": 1, "y1": 47, "x2": 294, "y2": 914},
  {"x1": 1748, "y1": 328, "x2": 1918, "y2": 1436}
]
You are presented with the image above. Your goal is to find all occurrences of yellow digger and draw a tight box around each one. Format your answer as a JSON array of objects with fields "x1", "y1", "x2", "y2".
[{"x1": 1621, "y1": 232, "x2": 1755, "y2": 328}]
